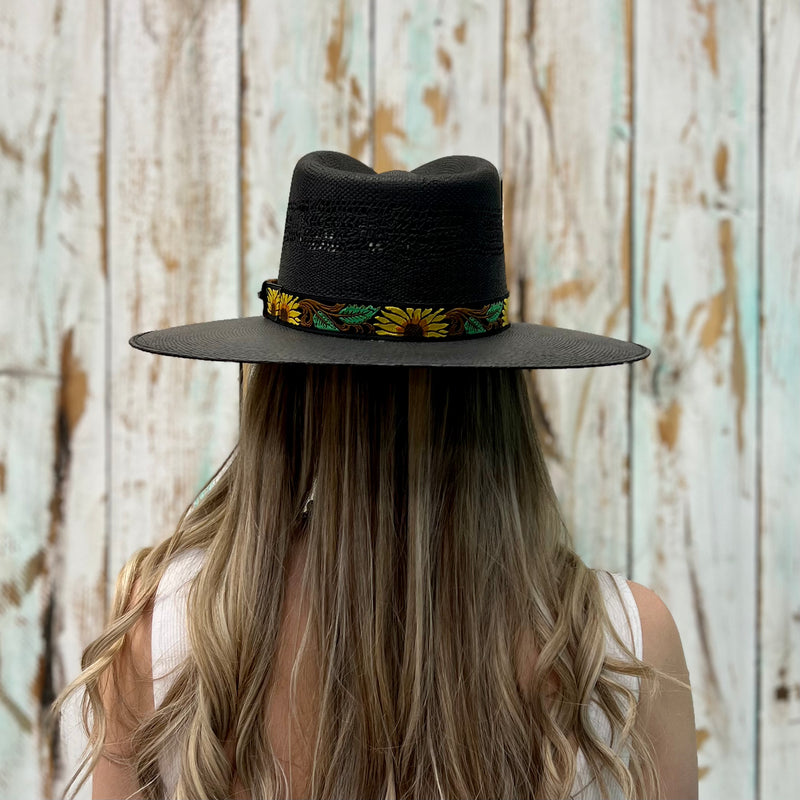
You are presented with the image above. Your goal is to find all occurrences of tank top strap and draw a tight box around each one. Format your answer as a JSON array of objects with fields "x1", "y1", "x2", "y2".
[
  {"x1": 599, "y1": 571, "x2": 643, "y2": 663},
  {"x1": 151, "y1": 547, "x2": 207, "y2": 710}
]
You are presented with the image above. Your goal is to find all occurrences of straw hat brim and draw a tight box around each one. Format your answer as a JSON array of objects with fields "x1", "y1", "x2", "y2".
[{"x1": 129, "y1": 315, "x2": 650, "y2": 369}]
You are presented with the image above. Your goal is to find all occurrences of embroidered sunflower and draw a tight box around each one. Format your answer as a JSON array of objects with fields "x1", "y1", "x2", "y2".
[
  {"x1": 501, "y1": 297, "x2": 509, "y2": 327},
  {"x1": 265, "y1": 286, "x2": 281, "y2": 316},
  {"x1": 374, "y1": 306, "x2": 449, "y2": 338},
  {"x1": 276, "y1": 292, "x2": 302, "y2": 325}
]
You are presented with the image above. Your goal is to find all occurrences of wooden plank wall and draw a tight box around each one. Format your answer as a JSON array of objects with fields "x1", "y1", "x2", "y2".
[{"x1": 0, "y1": 2, "x2": 797, "y2": 798}]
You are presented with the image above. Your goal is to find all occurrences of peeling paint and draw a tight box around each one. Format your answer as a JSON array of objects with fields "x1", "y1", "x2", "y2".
[
  {"x1": 775, "y1": 683, "x2": 790, "y2": 701},
  {"x1": 22, "y1": 548, "x2": 47, "y2": 592},
  {"x1": 436, "y1": 46, "x2": 452, "y2": 71},
  {"x1": 698, "y1": 290, "x2": 726, "y2": 349},
  {"x1": 0, "y1": 676, "x2": 32, "y2": 733},
  {"x1": 663, "y1": 283, "x2": 676, "y2": 335},
  {"x1": 693, "y1": 0, "x2": 719, "y2": 76},
  {"x1": 423, "y1": 85, "x2": 448, "y2": 127},
  {"x1": 0, "y1": 129, "x2": 25, "y2": 166},
  {"x1": 61, "y1": 173, "x2": 82, "y2": 208},
  {"x1": 325, "y1": 0, "x2": 347, "y2": 86},
  {"x1": 163, "y1": 254, "x2": 180, "y2": 272},
  {"x1": 681, "y1": 171, "x2": 694, "y2": 202},
  {"x1": 149, "y1": 357, "x2": 161, "y2": 387},
  {"x1": 1, "y1": 580, "x2": 21, "y2": 610},
  {"x1": 697, "y1": 726, "x2": 710, "y2": 748},
  {"x1": 453, "y1": 20, "x2": 467, "y2": 43},
  {"x1": 642, "y1": 171, "x2": 656, "y2": 306},
  {"x1": 348, "y1": 76, "x2": 368, "y2": 161},
  {"x1": 685, "y1": 507, "x2": 729, "y2": 740},
  {"x1": 714, "y1": 141, "x2": 728, "y2": 191},
  {"x1": 718, "y1": 219, "x2": 747, "y2": 453},
  {"x1": 48, "y1": 329, "x2": 87, "y2": 553},
  {"x1": 535, "y1": 60, "x2": 555, "y2": 140},
  {"x1": 37, "y1": 110, "x2": 58, "y2": 249},
  {"x1": 59, "y1": 329, "x2": 88, "y2": 436},
  {"x1": 657, "y1": 398, "x2": 682, "y2": 450},
  {"x1": 374, "y1": 102, "x2": 406, "y2": 172},
  {"x1": 0, "y1": 459, "x2": 5, "y2": 492},
  {"x1": 550, "y1": 277, "x2": 597, "y2": 304}
]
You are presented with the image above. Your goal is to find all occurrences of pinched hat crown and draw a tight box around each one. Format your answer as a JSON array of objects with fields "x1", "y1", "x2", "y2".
[{"x1": 258, "y1": 151, "x2": 510, "y2": 341}]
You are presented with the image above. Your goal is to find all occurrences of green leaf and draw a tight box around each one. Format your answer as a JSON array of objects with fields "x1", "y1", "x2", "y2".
[
  {"x1": 339, "y1": 304, "x2": 379, "y2": 324},
  {"x1": 313, "y1": 310, "x2": 337, "y2": 331},
  {"x1": 464, "y1": 316, "x2": 485, "y2": 335},
  {"x1": 485, "y1": 302, "x2": 502, "y2": 323}
]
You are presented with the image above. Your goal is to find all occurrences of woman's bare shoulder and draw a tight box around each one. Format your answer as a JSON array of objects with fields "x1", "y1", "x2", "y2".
[{"x1": 624, "y1": 579, "x2": 699, "y2": 800}]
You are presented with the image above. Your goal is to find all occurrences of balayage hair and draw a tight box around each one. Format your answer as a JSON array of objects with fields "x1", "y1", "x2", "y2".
[{"x1": 49, "y1": 362, "x2": 683, "y2": 799}]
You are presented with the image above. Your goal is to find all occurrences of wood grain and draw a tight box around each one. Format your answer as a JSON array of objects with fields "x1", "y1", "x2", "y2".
[
  {"x1": 374, "y1": 0, "x2": 501, "y2": 171},
  {"x1": 241, "y1": 0, "x2": 371, "y2": 317},
  {"x1": 2, "y1": 2, "x2": 799, "y2": 797},
  {"x1": 0, "y1": 2, "x2": 106, "y2": 797},
  {"x1": 632, "y1": 1, "x2": 760, "y2": 795},
  {"x1": 760, "y1": 0, "x2": 800, "y2": 794},
  {"x1": 107, "y1": 0, "x2": 240, "y2": 640},
  {"x1": 504, "y1": 0, "x2": 635, "y2": 574}
]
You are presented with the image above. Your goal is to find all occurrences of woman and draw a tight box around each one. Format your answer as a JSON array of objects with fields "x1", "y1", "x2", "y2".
[{"x1": 49, "y1": 151, "x2": 698, "y2": 799}]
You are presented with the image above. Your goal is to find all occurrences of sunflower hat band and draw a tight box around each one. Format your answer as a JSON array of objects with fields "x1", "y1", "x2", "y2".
[
  {"x1": 129, "y1": 150, "x2": 651, "y2": 368},
  {"x1": 258, "y1": 280, "x2": 510, "y2": 341}
]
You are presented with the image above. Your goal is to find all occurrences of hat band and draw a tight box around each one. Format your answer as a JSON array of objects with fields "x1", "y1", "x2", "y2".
[{"x1": 258, "y1": 280, "x2": 510, "y2": 341}]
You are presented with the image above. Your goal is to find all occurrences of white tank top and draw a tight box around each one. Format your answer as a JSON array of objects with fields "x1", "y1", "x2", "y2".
[{"x1": 151, "y1": 547, "x2": 643, "y2": 798}]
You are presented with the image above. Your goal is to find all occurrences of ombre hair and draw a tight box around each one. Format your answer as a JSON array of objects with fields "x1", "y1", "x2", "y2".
[{"x1": 49, "y1": 362, "x2": 681, "y2": 799}]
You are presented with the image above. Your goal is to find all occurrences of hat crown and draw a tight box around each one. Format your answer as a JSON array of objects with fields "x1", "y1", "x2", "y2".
[{"x1": 277, "y1": 151, "x2": 508, "y2": 306}]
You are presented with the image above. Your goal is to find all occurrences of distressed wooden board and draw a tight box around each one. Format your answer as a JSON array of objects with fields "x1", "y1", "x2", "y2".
[
  {"x1": 241, "y1": 0, "x2": 371, "y2": 317},
  {"x1": 0, "y1": 2, "x2": 106, "y2": 798},
  {"x1": 503, "y1": 0, "x2": 634, "y2": 574},
  {"x1": 760, "y1": 0, "x2": 800, "y2": 795},
  {"x1": 631, "y1": 1, "x2": 760, "y2": 796},
  {"x1": 107, "y1": 0, "x2": 240, "y2": 612},
  {"x1": 0, "y1": 376, "x2": 60, "y2": 796},
  {"x1": 373, "y1": 0, "x2": 501, "y2": 171}
]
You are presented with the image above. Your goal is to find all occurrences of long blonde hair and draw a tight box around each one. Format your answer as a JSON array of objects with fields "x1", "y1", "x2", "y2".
[{"x1": 49, "y1": 362, "x2": 676, "y2": 798}]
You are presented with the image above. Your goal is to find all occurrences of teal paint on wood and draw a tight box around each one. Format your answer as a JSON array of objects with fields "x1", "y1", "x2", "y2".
[
  {"x1": 374, "y1": 0, "x2": 501, "y2": 171},
  {"x1": 1, "y1": 1, "x2": 799, "y2": 797},
  {"x1": 0, "y1": 2, "x2": 108, "y2": 798},
  {"x1": 106, "y1": 0, "x2": 240, "y2": 602},
  {"x1": 241, "y1": 0, "x2": 372, "y2": 318},
  {"x1": 503, "y1": 0, "x2": 634, "y2": 575},
  {"x1": 0, "y1": 376, "x2": 59, "y2": 795},
  {"x1": 760, "y1": 0, "x2": 800, "y2": 795},
  {"x1": 632, "y1": 1, "x2": 761, "y2": 796}
]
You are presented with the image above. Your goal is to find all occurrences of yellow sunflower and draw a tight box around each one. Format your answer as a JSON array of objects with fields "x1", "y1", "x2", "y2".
[
  {"x1": 374, "y1": 306, "x2": 449, "y2": 338},
  {"x1": 501, "y1": 297, "x2": 509, "y2": 327},
  {"x1": 265, "y1": 286, "x2": 281, "y2": 315},
  {"x1": 276, "y1": 292, "x2": 301, "y2": 325}
]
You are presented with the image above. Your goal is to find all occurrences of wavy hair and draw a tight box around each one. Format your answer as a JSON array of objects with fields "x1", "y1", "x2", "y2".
[{"x1": 49, "y1": 362, "x2": 682, "y2": 799}]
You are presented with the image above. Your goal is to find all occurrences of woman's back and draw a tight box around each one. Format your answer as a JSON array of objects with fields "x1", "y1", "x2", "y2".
[{"x1": 151, "y1": 543, "x2": 649, "y2": 799}]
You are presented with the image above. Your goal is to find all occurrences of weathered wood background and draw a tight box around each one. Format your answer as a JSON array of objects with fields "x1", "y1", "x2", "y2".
[{"x1": 0, "y1": 1, "x2": 797, "y2": 798}]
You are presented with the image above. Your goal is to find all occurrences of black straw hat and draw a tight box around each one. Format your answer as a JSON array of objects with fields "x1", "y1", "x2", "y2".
[{"x1": 129, "y1": 151, "x2": 650, "y2": 369}]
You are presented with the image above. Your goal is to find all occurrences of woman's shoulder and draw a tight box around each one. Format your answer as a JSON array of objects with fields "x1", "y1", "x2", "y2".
[
  {"x1": 620, "y1": 578, "x2": 699, "y2": 798},
  {"x1": 623, "y1": 578, "x2": 688, "y2": 680}
]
